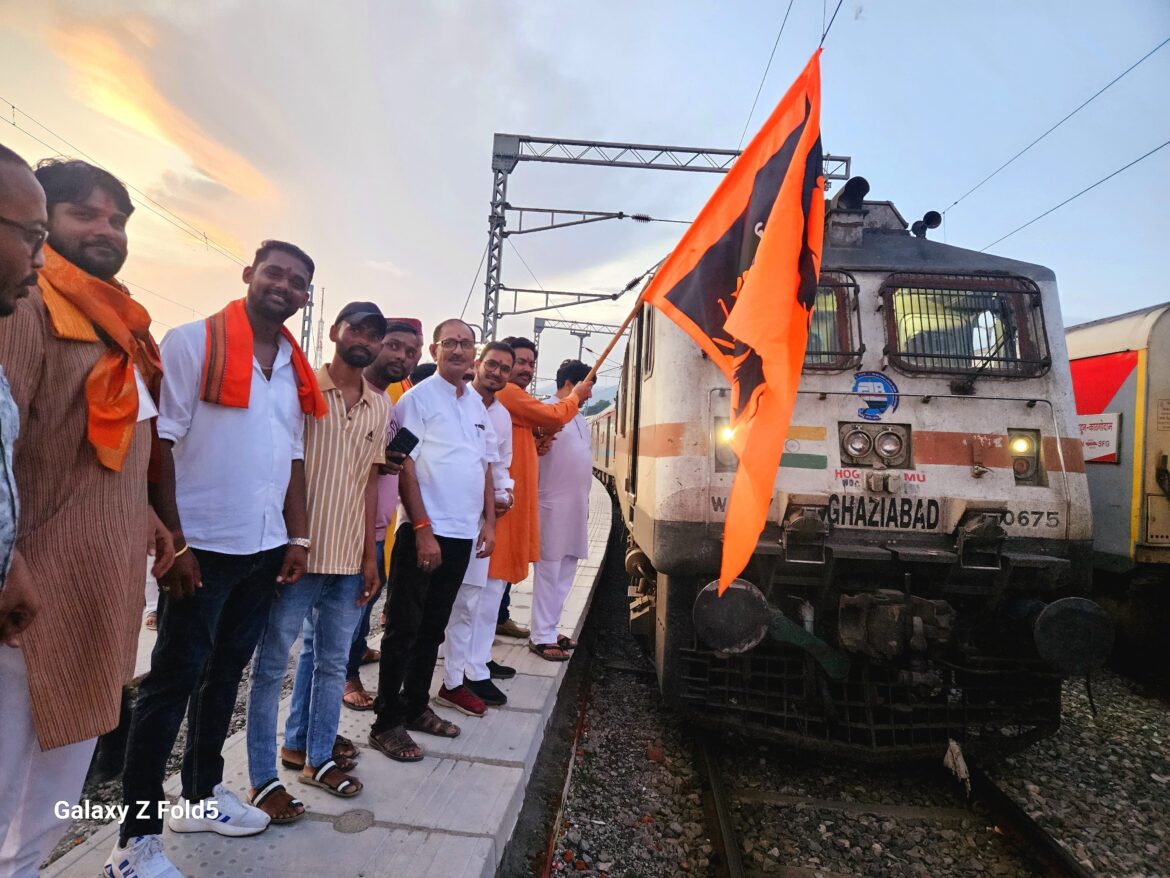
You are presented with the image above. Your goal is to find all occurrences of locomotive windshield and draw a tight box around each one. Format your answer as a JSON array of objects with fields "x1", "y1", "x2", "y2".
[
  {"x1": 882, "y1": 273, "x2": 1050, "y2": 377},
  {"x1": 804, "y1": 270, "x2": 862, "y2": 370}
]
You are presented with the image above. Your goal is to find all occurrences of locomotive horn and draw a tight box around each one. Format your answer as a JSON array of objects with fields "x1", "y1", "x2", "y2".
[
  {"x1": 830, "y1": 175, "x2": 869, "y2": 211},
  {"x1": 911, "y1": 210, "x2": 943, "y2": 238}
]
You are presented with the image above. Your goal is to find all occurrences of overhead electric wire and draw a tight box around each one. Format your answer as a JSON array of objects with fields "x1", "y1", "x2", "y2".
[
  {"x1": 122, "y1": 278, "x2": 206, "y2": 319},
  {"x1": 980, "y1": 138, "x2": 1170, "y2": 251},
  {"x1": 0, "y1": 97, "x2": 247, "y2": 266},
  {"x1": 507, "y1": 238, "x2": 575, "y2": 323},
  {"x1": 737, "y1": 0, "x2": 798, "y2": 149},
  {"x1": 459, "y1": 240, "x2": 490, "y2": 323},
  {"x1": 820, "y1": 0, "x2": 845, "y2": 47},
  {"x1": 946, "y1": 36, "x2": 1170, "y2": 213}
]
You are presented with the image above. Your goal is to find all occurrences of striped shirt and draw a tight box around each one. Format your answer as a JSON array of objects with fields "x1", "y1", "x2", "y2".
[
  {"x1": 0, "y1": 288, "x2": 150, "y2": 749},
  {"x1": 304, "y1": 364, "x2": 390, "y2": 574}
]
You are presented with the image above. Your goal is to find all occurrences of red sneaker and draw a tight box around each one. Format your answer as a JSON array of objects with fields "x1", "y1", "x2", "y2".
[{"x1": 434, "y1": 685, "x2": 486, "y2": 717}]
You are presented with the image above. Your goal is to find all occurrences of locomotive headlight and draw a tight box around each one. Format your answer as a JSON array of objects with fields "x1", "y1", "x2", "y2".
[
  {"x1": 874, "y1": 431, "x2": 904, "y2": 460},
  {"x1": 843, "y1": 429, "x2": 872, "y2": 458},
  {"x1": 1009, "y1": 428, "x2": 1041, "y2": 483},
  {"x1": 1009, "y1": 435, "x2": 1034, "y2": 456},
  {"x1": 713, "y1": 417, "x2": 738, "y2": 471}
]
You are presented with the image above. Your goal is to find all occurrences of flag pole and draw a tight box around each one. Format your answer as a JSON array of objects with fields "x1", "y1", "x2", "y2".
[
  {"x1": 582, "y1": 256, "x2": 667, "y2": 384},
  {"x1": 583, "y1": 294, "x2": 643, "y2": 385}
]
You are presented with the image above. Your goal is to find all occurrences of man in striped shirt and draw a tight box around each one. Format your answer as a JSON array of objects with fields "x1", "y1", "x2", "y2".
[{"x1": 246, "y1": 301, "x2": 390, "y2": 820}]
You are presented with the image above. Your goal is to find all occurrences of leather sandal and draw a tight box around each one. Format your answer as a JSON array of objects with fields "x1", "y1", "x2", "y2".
[
  {"x1": 368, "y1": 726, "x2": 423, "y2": 763},
  {"x1": 343, "y1": 678, "x2": 375, "y2": 711},
  {"x1": 250, "y1": 779, "x2": 305, "y2": 824},
  {"x1": 298, "y1": 759, "x2": 362, "y2": 798}
]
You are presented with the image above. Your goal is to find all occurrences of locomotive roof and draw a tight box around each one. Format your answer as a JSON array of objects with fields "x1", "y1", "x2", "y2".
[
  {"x1": 823, "y1": 197, "x2": 1062, "y2": 283},
  {"x1": 1066, "y1": 300, "x2": 1170, "y2": 359},
  {"x1": 822, "y1": 228, "x2": 1057, "y2": 283}
]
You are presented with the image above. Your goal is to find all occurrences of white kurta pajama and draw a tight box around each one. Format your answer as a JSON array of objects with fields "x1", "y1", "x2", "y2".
[
  {"x1": 531, "y1": 400, "x2": 592, "y2": 646},
  {"x1": 443, "y1": 394, "x2": 513, "y2": 689}
]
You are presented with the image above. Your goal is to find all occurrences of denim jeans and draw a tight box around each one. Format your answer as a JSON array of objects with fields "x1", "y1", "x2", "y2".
[
  {"x1": 120, "y1": 546, "x2": 284, "y2": 841},
  {"x1": 372, "y1": 525, "x2": 472, "y2": 732},
  {"x1": 346, "y1": 540, "x2": 386, "y2": 680},
  {"x1": 246, "y1": 572, "x2": 364, "y2": 788}
]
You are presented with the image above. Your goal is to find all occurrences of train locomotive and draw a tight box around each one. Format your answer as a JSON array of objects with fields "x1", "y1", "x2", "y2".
[{"x1": 590, "y1": 177, "x2": 1114, "y2": 760}]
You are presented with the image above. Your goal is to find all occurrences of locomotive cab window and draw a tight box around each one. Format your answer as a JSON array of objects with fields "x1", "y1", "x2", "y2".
[
  {"x1": 882, "y1": 273, "x2": 1050, "y2": 377},
  {"x1": 803, "y1": 270, "x2": 862, "y2": 371}
]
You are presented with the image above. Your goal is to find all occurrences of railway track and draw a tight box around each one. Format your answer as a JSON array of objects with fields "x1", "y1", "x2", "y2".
[{"x1": 695, "y1": 733, "x2": 1092, "y2": 878}]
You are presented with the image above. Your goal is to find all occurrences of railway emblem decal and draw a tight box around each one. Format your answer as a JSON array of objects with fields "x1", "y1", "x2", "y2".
[{"x1": 852, "y1": 371, "x2": 899, "y2": 421}]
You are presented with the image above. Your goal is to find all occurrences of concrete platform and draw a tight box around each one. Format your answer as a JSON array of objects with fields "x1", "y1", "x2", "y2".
[{"x1": 44, "y1": 479, "x2": 613, "y2": 878}]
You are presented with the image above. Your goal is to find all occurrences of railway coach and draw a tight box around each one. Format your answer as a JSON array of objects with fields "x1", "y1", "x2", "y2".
[
  {"x1": 591, "y1": 178, "x2": 1113, "y2": 760},
  {"x1": 1067, "y1": 304, "x2": 1170, "y2": 674}
]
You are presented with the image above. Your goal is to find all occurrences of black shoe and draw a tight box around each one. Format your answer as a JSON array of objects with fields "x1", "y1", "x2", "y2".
[
  {"x1": 464, "y1": 676, "x2": 508, "y2": 707},
  {"x1": 487, "y1": 660, "x2": 516, "y2": 680}
]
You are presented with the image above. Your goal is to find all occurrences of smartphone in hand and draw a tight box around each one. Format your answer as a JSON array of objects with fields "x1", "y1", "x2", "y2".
[{"x1": 386, "y1": 426, "x2": 419, "y2": 458}]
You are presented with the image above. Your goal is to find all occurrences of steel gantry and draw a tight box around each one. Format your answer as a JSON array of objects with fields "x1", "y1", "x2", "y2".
[
  {"x1": 481, "y1": 133, "x2": 851, "y2": 339},
  {"x1": 533, "y1": 317, "x2": 623, "y2": 362}
]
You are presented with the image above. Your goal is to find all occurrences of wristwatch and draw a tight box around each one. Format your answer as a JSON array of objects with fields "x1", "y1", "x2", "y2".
[{"x1": 288, "y1": 537, "x2": 311, "y2": 550}]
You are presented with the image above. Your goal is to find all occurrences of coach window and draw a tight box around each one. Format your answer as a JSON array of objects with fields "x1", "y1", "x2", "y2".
[
  {"x1": 803, "y1": 270, "x2": 862, "y2": 371},
  {"x1": 882, "y1": 273, "x2": 1050, "y2": 377},
  {"x1": 641, "y1": 304, "x2": 655, "y2": 377},
  {"x1": 617, "y1": 344, "x2": 630, "y2": 436}
]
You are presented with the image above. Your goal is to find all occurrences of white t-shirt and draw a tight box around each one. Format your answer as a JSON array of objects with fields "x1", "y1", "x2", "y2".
[
  {"x1": 157, "y1": 320, "x2": 305, "y2": 555},
  {"x1": 395, "y1": 374, "x2": 498, "y2": 540}
]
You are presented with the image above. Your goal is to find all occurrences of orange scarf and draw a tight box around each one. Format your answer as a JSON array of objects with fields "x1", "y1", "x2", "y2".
[
  {"x1": 38, "y1": 246, "x2": 162, "y2": 472},
  {"x1": 199, "y1": 298, "x2": 327, "y2": 417}
]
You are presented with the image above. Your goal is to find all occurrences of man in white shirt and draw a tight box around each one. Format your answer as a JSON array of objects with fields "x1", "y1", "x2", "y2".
[
  {"x1": 531, "y1": 360, "x2": 594, "y2": 655},
  {"x1": 439, "y1": 341, "x2": 516, "y2": 712},
  {"x1": 368, "y1": 318, "x2": 497, "y2": 763},
  {"x1": 111, "y1": 241, "x2": 321, "y2": 878}
]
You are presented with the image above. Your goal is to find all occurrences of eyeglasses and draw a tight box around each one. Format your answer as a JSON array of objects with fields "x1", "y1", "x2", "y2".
[
  {"x1": 0, "y1": 216, "x2": 49, "y2": 253},
  {"x1": 438, "y1": 339, "x2": 476, "y2": 352}
]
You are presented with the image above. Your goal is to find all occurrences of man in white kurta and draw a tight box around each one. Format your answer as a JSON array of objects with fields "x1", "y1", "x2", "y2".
[
  {"x1": 441, "y1": 343, "x2": 516, "y2": 708},
  {"x1": 531, "y1": 360, "x2": 594, "y2": 651}
]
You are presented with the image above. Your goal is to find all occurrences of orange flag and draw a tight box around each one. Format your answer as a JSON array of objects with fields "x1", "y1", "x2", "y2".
[{"x1": 642, "y1": 50, "x2": 825, "y2": 592}]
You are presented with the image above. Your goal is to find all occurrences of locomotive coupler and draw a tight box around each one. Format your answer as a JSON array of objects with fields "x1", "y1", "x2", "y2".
[
  {"x1": 837, "y1": 590, "x2": 956, "y2": 660},
  {"x1": 692, "y1": 579, "x2": 850, "y2": 681},
  {"x1": 781, "y1": 505, "x2": 828, "y2": 565},
  {"x1": 956, "y1": 511, "x2": 1006, "y2": 570}
]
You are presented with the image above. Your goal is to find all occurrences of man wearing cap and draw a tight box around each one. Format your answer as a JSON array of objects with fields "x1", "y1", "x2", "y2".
[{"x1": 245, "y1": 301, "x2": 389, "y2": 820}]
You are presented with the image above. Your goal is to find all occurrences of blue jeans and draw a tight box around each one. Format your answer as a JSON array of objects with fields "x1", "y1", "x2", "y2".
[
  {"x1": 346, "y1": 540, "x2": 386, "y2": 680},
  {"x1": 246, "y1": 573, "x2": 364, "y2": 788},
  {"x1": 121, "y1": 546, "x2": 284, "y2": 840}
]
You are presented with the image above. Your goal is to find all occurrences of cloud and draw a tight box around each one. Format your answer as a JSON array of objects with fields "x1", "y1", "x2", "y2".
[
  {"x1": 364, "y1": 259, "x2": 407, "y2": 278},
  {"x1": 47, "y1": 21, "x2": 274, "y2": 201}
]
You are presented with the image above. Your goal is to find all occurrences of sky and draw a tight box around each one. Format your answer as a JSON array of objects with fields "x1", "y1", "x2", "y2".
[{"x1": 0, "y1": 0, "x2": 1167, "y2": 388}]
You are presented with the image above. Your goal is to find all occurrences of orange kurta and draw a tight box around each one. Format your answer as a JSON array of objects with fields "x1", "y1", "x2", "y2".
[{"x1": 488, "y1": 383, "x2": 579, "y2": 583}]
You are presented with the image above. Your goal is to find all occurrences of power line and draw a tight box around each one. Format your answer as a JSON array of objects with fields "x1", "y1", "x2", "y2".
[
  {"x1": 0, "y1": 97, "x2": 247, "y2": 266},
  {"x1": 460, "y1": 240, "x2": 490, "y2": 323},
  {"x1": 980, "y1": 138, "x2": 1170, "y2": 251},
  {"x1": 737, "y1": 0, "x2": 798, "y2": 150},
  {"x1": 947, "y1": 36, "x2": 1170, "y2": 213},
  {"x1": 122, "y1": 278, "x2": 206, "y2": 318},
  {"x1": 507, "y1": 238, "x2": 574, "y2": 323},
  {"x1": 820, "y1": 0, "x2": 845, "y2": 47}
]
